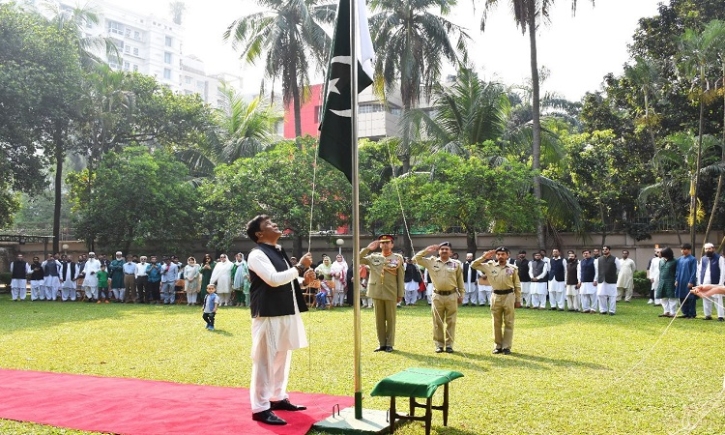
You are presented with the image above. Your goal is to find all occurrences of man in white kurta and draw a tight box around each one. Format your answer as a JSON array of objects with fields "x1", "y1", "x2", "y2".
[
  {"x1": 578, "y1": 250, "x2": 599, "y2": 313},
  {"x1": 83, "y1": 252, "x2": 102, "y2": 301},
  {"x1": 60, "y1": 255, "x2": 80, "y2": 301},
  {"x1": 9, "y1": 254, "x2": 31, "y2": 301},
  {"x1": 210, "y1": 254, "x2": 234, "y2": 306},
  {"x1": 616, "y1": 250, "x2": 636, "y2": 302},
  {"x1": 41, "y1": 255, "x2": 62, "y2": 301},
  {"x1": 246, "y1": 214, "x2": 313, "y2": 426},
  {"x1": 647, "y1": 249, "x2": 661, "y2": 306},
  {"x1": 529, "y1": 253, "x2": 549, "y2": 309},
  {"x1": 698, "y1": 243, "x2": 725, "y2": 321}
]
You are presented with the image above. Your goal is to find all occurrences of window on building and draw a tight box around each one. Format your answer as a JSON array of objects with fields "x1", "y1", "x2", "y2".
[
  {"x1": 185, "y1": 76, "x2": 192, "y2": 84},
  {"x1": 163, "y1": 68, "x2": 171, "y2": 80},
  {"x1": 359, "y1": 103, "x2": 383, "y2": 114},
  {"x1": 133, "y1": 64, "x2": 138, "y2": 72},
  {"x1": 134, "y1": 31, "x2": 141, "y2": 40},
  {"x1": 108, "y1": 20, "x2": 123, "y2": 35},
  {"x1": 123, "y1": 61, "x2": 130, "y2": 71},
  {"x1": 124, "y1": 46, "x2": 130, "y2": 54},
  {"x1": 133, "y1": 47, "x2": 139, "y2": 56},
  {"x1": 125, "y1": 28, "x2": 131, "y2": 37},
  {"x1": 164, "y1": 52, "x2": 172, "y2": 64},
  {"x1": 165, "y1": 36, "x2": 172, "y2": 47},
  {"x1": 197, "y1": 80, "x2": 205, "y2": 88}
]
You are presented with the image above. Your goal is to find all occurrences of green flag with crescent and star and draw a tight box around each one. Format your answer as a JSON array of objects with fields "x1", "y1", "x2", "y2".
[{"x1": 317, "y1": 0, "x2": 374, "y2": 183}]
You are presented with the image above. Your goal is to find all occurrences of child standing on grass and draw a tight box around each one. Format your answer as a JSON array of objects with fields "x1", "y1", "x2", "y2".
[
  {"x1": 97, "y1": 265, "x2": 110, "y2": 304},
  {"x1": 202, "y1": 284, "x2": 219, "y2": 330}
]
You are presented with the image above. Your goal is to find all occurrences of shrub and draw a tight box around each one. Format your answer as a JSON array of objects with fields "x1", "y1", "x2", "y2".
[{"x1": 633, "y1": 270, "x2": 650, "y2": 297}]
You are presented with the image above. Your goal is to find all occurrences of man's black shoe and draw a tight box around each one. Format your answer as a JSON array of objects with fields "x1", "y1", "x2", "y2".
[
  {"x1": 435, "y1": 347, "x2": 443, "y2": 353},
  {"x1": 502, "y1": 348, "x2": 511, "y2": 355},
  {"x1": 445, "y1": 347, "x2": 454, "y2": 353},
  {"x1": 374, "y1": 346, "x2": 386, "y2": 352},
  {"x1": 270, "y1": 398, "x2": 306, "y2": 411},
  {"x1": 704, "y1": 316, "x2": 713, "y2": 321},
  {"x1": 719, "y1": 317, "x2": 725, "y2": 322},
  {"x1": 384, "y1": 346, "x2": 393, "y2": 352},
  {"x1": 252, "y1": 410, "x2": 287, "y2": 425},
  {"x1": 492, "y1": 348, "x2": 503, "y2": 354}
]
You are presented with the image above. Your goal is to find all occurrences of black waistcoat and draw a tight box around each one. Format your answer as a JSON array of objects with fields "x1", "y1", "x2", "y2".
[
  {"x1": 515, "y1": 259, "x2": 531, "y2": 282},
  {"x1": 11, "y1": 260, "x2": 27, "y2": 279},
  {"x1": 249, "y1": 243, "x2": 309, "y2": 318},
  {"x1": 566, "y1": 261, "x2": 578, "y2": 285},
  {"x1": 30, "y1": 262, "x2": 44, "y2": 280}
]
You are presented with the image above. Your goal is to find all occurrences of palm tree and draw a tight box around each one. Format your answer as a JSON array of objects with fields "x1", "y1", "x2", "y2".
[
  {"x1": 624, "y1": 57, "x2": 661, "y2": 152},
  {"x1": 177, "y1": 85, "x2": 281, "y2": 184},
  {"x1": 224, "y1": 0, "x2": 335, "y2": 138},
  {"x1": 35, "y1": 1, "x2": 118, "y2": 253},
  {"x1": 169, "y1": 1, "x2": 186, "y2": 25},
  {"x1": 676, "y1": 25, "x2": 724, "y2": 250},
  {"x1": 479, "y1": 0, "x2": 593, "y2": 250},
  {"x1": 369, "y1": 0, "x2": 470, "y2": 174},
  {"x1": 404, "y1": 68, "x2": 509, "y2": 156}
]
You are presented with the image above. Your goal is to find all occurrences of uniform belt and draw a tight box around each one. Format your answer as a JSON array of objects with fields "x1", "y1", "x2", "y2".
[
  {"x1": 125, "y1": 273, "x2": 135, "y2": 275},
  {"x1": 493, "y1": 289, "x2": 514, "y2": 295},
  {"x1": 434, "y1": 290, "x2": 456, "y2": 295}
]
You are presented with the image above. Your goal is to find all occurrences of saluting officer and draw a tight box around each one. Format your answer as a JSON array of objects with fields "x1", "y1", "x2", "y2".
[
  {"x1": 473, "y1": 247, "x2": 522, "y2": 355},
  {"x1": 414, "y1": 242, "x2": 464, "y2": 354},
  {"x1": 360, "y1": 235, "x2": 405, "y2": 352}
]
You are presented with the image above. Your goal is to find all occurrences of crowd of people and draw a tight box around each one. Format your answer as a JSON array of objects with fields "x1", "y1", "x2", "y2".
[
  {"x1": 7, "y1": 251, "x2": 253, "y2": 307},
  {"x1": 6, "y1": 224, "x2": 724, "y2": 428}
]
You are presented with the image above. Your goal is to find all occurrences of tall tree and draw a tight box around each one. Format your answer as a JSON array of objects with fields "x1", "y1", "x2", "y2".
[
  {"x1": 177, "y1": 84, "x2": 280, "y2": 182},
  {"x1": 224, "y1": 0, "x2": 335, "y2": 138},
  {"x1": 479, "y1": 0, "x2": 593, "y2": 249},
  {"x1": 66, "y1": 147, "x2": 200, "y2": 253},
  {"x1": 368, "y1": 0, "x2": 469, "y2": 173}
]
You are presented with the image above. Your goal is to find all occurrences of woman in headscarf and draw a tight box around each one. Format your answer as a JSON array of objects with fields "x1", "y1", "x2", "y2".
[
  {"x1": 210, "y1": 253, "x2": 234, "y2": 306},
  {"x1": 233, "y1": 253, "x2": 250, "y2": 307},
  {"x1": 184, "y1": 257, "x2": 202, "y2": 306},
  {"x1": 199, "y1": 254, "x2": 215, "y2": 301},
  {"x1": 330, "y1": 254, "x2": 348, "y2": 307}
]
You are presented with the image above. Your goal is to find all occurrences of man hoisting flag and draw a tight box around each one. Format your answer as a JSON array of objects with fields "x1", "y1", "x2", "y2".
[{"x1": 318, "y1": 0, "x2": 374, "y2": 182}]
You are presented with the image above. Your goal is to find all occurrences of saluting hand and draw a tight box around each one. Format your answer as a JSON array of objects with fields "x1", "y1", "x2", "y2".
[
  {"x1": 366, "y1": 240, "x2": 379, "y2": 251},
  {"x1": 424, "y1": 244, "x2": 440, "y2": 254}
]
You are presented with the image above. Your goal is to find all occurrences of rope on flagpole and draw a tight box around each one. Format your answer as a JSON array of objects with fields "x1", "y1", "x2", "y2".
[{"x1": 385, "y1": 140, "x2": 416, "y2": 254}]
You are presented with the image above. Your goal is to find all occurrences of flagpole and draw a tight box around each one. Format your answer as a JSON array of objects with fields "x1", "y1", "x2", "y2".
[{"x1": 350, "y1": 0, "x2": 363, "y2": 421}]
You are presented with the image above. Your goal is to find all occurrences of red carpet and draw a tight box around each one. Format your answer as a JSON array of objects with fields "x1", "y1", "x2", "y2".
[{"x1": 0, "y1": 369, "x2": 353, "y2": 434}]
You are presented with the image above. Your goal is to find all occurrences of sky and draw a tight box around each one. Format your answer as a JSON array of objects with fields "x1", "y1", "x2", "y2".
[{"x1": 104, "y1": 0, "x2": 665, "y2": 101}]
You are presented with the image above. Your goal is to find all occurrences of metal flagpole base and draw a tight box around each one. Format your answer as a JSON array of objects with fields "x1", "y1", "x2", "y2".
[{"x1": 311, "y1": 407, "x2": 407, "y2": 434}]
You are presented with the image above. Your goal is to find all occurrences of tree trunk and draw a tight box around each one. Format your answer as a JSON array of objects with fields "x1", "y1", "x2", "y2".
[
  {"x1": 293, "y1": 234, "x2": 303, "y2": 259},
  {"x1": 466, "y1": 230, "x2": 477, "y2": 256},
  {"x1": 691, "y1": 89, "x2": 705, "y2": 251},
  {"x1": 703, "y1": 65, "x2": 725, "y2": 249},
  {"x1": 527, "y1": 3, "x2": 544, "y2": 250},
  {"x1": 292, "y1": 74, "x2": 302, "y2": 139},
  {"x1": 52, "y1": 121, "x2": 64, "y2": 254}
]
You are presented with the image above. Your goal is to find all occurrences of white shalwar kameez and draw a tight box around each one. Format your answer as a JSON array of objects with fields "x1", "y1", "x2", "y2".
[
  {"x1": 210, "y1": 259, "x2": 234, "y2": 305},
  {"x1": 579, "y1": 260, "x2": 599, "y2": 313},
  {"x1": 248, "y1": 248, "x2": 308, "y2": 414},
  {"x1": 42, "y1": 260, "x2": 62, "y2": 301},
  {"x1": 476, "y1": 271, "x2": 492, "y2": 306},
  {"x1": 10, "y1": 262, "x2": 31, "y2": 301},
  {"x1": 698, "y1": 256, "x2": 725, "y2": 319},
  {"x1": 330, "y1": 259, "x2": 348, "y2": 307},
  {"x1": 647, "y1": 256, "x2": 661, "y2": 306},
  {"x1": 529, "y1": 261, "x2": 550, "y2": 309},
  {"x1": 60, "y1": 264, "x2": 79, "y2": 301},
  {"x1": 83, "y1": 258, "x2": 102, "y2": 300}
]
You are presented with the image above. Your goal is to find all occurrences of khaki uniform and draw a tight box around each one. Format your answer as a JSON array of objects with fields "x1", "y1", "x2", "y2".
[
  {"x1": 472, "y1": 258, "x2": 521, "y2": 350},
  {"x1": 414, "y1": 251, "x2": 464, "y2": 349},
  {"x1": 360, "y1": 248, "x2": 405, "y2": 347}
]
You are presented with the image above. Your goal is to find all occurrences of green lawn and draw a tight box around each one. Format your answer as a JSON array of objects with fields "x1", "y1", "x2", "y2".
[{"x1": 1, "y1": 296, "x2": 724, "y2": 434}]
